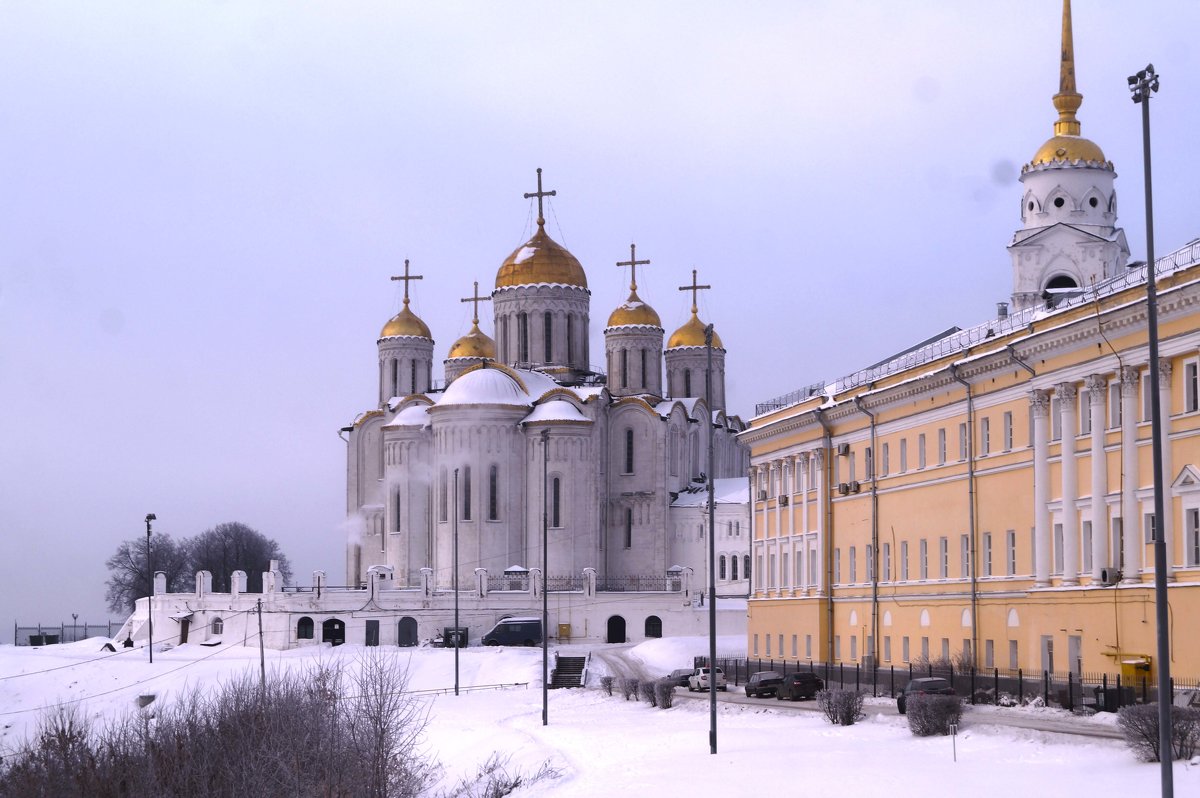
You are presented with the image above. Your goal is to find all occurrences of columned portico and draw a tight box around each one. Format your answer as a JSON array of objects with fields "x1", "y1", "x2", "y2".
[
  {"x1": 1120, "y1": 366, "x2": 1141, "y2": 581},
  {"x1": 1031, "y1": 390, "x2": 1051, "y2": 586},
  {"x1": 1085, "y1": 374, "x2": 1108, "y2": 580},
  {"x1": 1057, "y1": 382, "x2": 1079, "y2": 584}
]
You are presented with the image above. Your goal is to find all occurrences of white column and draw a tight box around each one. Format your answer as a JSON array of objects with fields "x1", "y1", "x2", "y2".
[
  {"x1": 1057, "y1": 383, "x2": 1079, "y2": 585},
  {"x1": 1120, "y1": 366, "x2": 1141, "y2": 581},
  {"x1": 814, "y1": 448, "x2": 826, "y2": 596},
  {"x1": 1085, "y1": 374, "x2": 1109, "y2": 579},
  {"x1": 1031, "y1": 390, "x2": 1051, "y2": 586},
  {"x1": 799, "y1": 453, "x2": 810, "y2": 591},
  {"x1": 749, "y1": 465, "x2": 760, "y2": 596},
  {"x1": 1158, "y1": 360, "x2": 1175, "y2": 580}
]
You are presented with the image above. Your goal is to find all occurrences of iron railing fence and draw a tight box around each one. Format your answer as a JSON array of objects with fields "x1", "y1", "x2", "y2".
[
  {"x1": 698, "y1": 656, "x2": 1200, "y2": 712},
  {"x1": 595, "y1": 575, "x2": 679, "y2": 592},
  {"x1": 15, "y1": 620, "x2": 124, "y2": 646}
]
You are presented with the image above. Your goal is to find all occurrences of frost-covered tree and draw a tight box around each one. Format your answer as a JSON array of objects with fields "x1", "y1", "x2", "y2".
[
  {"x1": 187, "y1": 521, "x2": 292, "y2": 592},
  {"x1": 104, "y1": 533, "x2": 190, "y2": 613}
]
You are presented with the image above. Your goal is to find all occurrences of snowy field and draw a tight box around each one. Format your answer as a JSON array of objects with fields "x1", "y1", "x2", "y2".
[{"x1": 1, "y1": 636, "x2": 1194, "y2": 796}]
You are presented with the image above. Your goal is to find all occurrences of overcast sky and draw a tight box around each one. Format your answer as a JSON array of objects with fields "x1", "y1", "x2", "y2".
[{"x1": 3, "y1": 1, "x2": 1198, "y2": 640}]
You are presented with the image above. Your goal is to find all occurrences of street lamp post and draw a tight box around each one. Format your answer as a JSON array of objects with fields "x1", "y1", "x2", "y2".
[
  {"x1": 71, "y1": 613, "x2": 78, "y2": 643},
  {"x1": 1128, "y1": 63, "x2": 1172, "y2": 798},
  {"x1": 704, "y1": 324, "x2": 717, "y2": 755},
  {"x1": 541, "y1": 428, "x2": 550, "y2": 727},
  {"x1": 453, "y1": 468, "x2": 460, "y2": 696},
  {"x1": 145, "y1": 513, "x2": 156, "y2": 664}
]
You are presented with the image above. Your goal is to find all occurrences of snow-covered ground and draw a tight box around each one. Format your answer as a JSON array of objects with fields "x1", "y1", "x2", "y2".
[{"x1": 1, "y1": 637, "x2": 1194, "y2": 796}]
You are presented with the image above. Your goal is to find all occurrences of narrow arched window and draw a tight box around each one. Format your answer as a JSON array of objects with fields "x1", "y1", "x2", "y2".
[
  {"x1": 552, "y1": 477, "x2": 561, "y2": 527},
  {"x1": 439, "y1": 468, "x2": 448, "y2": 522},
  {"x1": 500, "y1": 315, "x2": 509, "y2": 362},
  {"x1": 731, "y1": 555, "x2": 739, "y2": 581},
  {"x1": 462, "y1": 466, "x2": 471, "y2": 520},
  {"x1": 684, "y1": 369, "x2": 692, "y2": 397},
  {"x1": 517, "y1": 312, "x2": 529, "y2": 362},
  {"x1": 620, "y1": 349, "x2": 628, "y2": 388},
  {"x1": 297, "y1": 616, "x2": 314, "y2": 640},
  {"x1": 211, "y1": 617, "x2": 224, "y2": 635},
  {"x1": 390, "y1": 360, "x2": 399, "y2": 398},
  {"x1": 394, "y1": 489, "x2": 403, "y2": 532},
  {"x1": 744, "y1": 555, "x2": 751, "y2": 580},
  {"x1": 488, "y1": 465, "x2": 499, "y2": 521},
  {"x1": 566, "y1": 316, "x2": 574, "y2": 367},
  {"x1": 624, "y1": 508, "x2": 633, "y2": 548},
  {"x1": 719, "y1": 555, "x2": 727, "y2": 580},
  {"x1": 544, "y1": 312, "x2": 553, "y2": 362},
  {"x1": 624, "y1": 428, "x2": 634, "y2": 474},
  {"x1": 640, "y1": 350, "x2": 647, "y2": 388},
  {"x1": 410, "y1": 360, "x2": 417, "y2": 394}
]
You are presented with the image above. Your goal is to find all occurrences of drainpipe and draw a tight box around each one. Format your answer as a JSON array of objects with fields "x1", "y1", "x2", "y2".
[
  {"x1": 853, "y1": 395, "x2": 879, "y2": 691},
  {"x1": 814, "y1": 407, "x2": 834, "y2": 662},
  {"x1": 949, "y1": 363, "x2": 979, "y2": 666},
  {"x1": 1007, "y1": 345, "x2": 1036, "y2": 378}
]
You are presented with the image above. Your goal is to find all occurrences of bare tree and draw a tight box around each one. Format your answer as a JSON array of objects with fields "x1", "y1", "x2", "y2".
[
  {"x1": 104, "y1": 533, "x2": 190, "y2": 614},
  {"x1": 187, "y1": 521, "x2": 293, "y2": 592}
]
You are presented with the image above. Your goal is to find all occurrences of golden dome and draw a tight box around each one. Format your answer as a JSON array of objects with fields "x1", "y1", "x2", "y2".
[
  {"x1": 380, "y1": 303, "x2": 432, "y2": 339},
  {"x1": 495, "y1": 224, "x2": 587, "y2": 289},
  {"x1": 1030, "y1": 135, "x2": 1106, "y2": 167},
  {"x1": 668, "y1": 311, "x2": 723, "y2": 349},
  {"x1": 447, "y1": 322, "x2": 496, "y2": 359},
  {"x1": 607, "y1": 289, "x2": 662, "y2": 328}
]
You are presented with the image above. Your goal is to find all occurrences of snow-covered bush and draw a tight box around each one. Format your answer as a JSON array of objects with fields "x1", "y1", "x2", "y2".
[
  {"x1": 906, "y1": 694, "x2": 964, "y2": 737},
  {"x1": 639, "y1": 681, "x2": 657, "y2": 706},
  {"x1": 996, "y1": 692, "x2": 1018, "y2": 707},
  {"x1": 816, "y1": 689, "x2": 864, "y2": 726},
  {"x1": 600, "y1": 676, "x2": 615, "y2": 696},
  {"x1": 654, "y1": 679, "x2": 677, "y2": 709},
  {"x1": 1117, "y1": 704, "x2": 1200, "y2": 762},
  {"x1": 619, "y1": 677, "x2": 639, "y2": 701}
]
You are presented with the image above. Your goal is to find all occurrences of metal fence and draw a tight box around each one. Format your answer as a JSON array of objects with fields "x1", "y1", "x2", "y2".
[
  {"x1": 702, "y1": 656, "x2": 1200, "y2": 712},
  {"x1": 595, "y1": 575, "x2": 679, "y2": 593},
  {"x1": 14, "y1": 620, "x2": 124, "y2": 646}
]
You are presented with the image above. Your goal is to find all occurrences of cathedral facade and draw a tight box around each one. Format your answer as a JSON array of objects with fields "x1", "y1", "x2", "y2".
[{"x1": 343, "y1": 183, "x2": 750, "y2": 600}]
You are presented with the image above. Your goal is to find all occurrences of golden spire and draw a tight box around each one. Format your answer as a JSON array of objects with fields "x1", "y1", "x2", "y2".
[{"x1": 1052, "y1": 0, "x2": 1083, "y2": 137}]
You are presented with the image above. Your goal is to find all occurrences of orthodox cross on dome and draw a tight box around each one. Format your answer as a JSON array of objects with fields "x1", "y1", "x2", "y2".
[
  {"x1": 678, "y1": 268, "x2": 711, "y2": 313},
  {"x1": 616, "y1": 243, "x2": 651, "y2": 291},
  {"x1": 523, "y1": 167, "x2": 557, "y2": 227},
  {"x1": 460, "y1": 280, "x2": 492, "y2": 325},
  {"x1": 390, "y1": 259, "x2": 423, "y2": 306}
]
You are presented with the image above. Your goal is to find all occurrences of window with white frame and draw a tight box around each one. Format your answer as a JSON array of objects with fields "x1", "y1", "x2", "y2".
[
  {"x1": 1109, "y1": 382, "x2": 1122, "y2": 428},
  {"x1": 920, "y1": 539, "x2": 929, "y2": 580},
  {"x1": 960, "y1": 534, "x2": 969, "y2": 577},
  {"x1": 938, "y1": 537, "x2": 948, "y2": 578},
  {"x1": 834, "y1": 635, "x2": 841, "y2": 660},
  {"x1": 883, "y1": 542, "x2": 891, "y2": 581},
  {"x1": 983, "y1": 532, "x2": 993, "y2": 576},
  {"x1": 769, "y1": 552, "x2": 777, "y2": 588},
  {"x1": 806, "y1": 634, "x2": 812, "y2": 659},
  {"x1": 918, "y1": 434, "x2": 927, "y2": 469},
  {"x1": 850, "y1": 635, "x2": 858, "y2": 661},
  {"x1": 849, "y1": 546, "x2": 856, "y2": 583},
  {"x1": 866, "y1": 544, "x2": 874, "y2": 581},
  {"x1": 834, "y1": 548, "x2": 841, "y2": 584},
  {"x1": 1009, "y1": 640, "x2": 1019, "y2": 670},
  {"x1": 882, "y1": 442, "x2": 890, "y2": 475},
  {"x1": 864, "y1": 446, "x2": 873, "y2": 479},
  {"x1": 1003, "y1": 411, "x2": 1014, "y2": 451},
  {"x1": 1144, "y1": 512, "x2": 1157, "y2": 544},
  {"x1": 1080, "y1": 389, "x2": 1092, "y2": 435},
  {"x1": 1187, "y1": 508, "x2": 1200, "y2": 567},
  {"x1": 884, "y1": 635, "x2": 892, "y2": 662},
  {"x1": 782, "y1": 552, "x2": 789, "y2": 589},
  {"x1": 849, "y1": 452, "x2": 856, "y2": 482},
  {"x1": 1112, "y1": 518, "x2": 1124, "y2": 568},
  {"x1": 937, "y1": 428, "x2": 946, "y2": 465},
  {"x1": 1053, "y1": 523, "x2": 1064, "y2": 573},
  {"x1": 921, "y1": 637, "x2": 930, "y2": 660},
  {"x1": 1186, "y1": 360, "x2": 1199, "y2": 413},
  {"x1": 1142, "y1": 369, "x2": 1153, "y2": 422},
  {"x1": 959, "y1": 423, "x2": 968, "y2": 460},
  {"x1": 754, "y1": 634, "x2": 759, "y2": 656},
  {"x1": 902, "y1": 636, "x2": 910, "y2": 662},
  {"x1": 901, "y1": 541, "x2": 909, "y2": 581},
  {"x1": 1051, "y1": 396, "x2": 1062, "y2": 440},
  {"x1": 1083, "y1": 521, "x2": 1093, "y2": 572},
  {"x1": 900, "y1": 438, "x2": 908, "y2": 472},
  {"x1": 766, "y1": 634, "x2": 771, "y2": 657},
  {"x1": 985, "y1": 639, "x2": 995, "y2": 669},
  {"x1": 1006, "y1": 530, "x2": 1017, "y2": 576},
  {"x1": 980, "y1": 417, "x2": 990, "y2": 455}
]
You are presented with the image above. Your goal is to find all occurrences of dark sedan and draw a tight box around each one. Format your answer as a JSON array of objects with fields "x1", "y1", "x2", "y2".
[
  {"x1": 775, "y1": 672, "x2": 825, "y2": 701},
  {"x1": 896, "y1": 677, "x2": 955, "y2": 714},
  {"x1": 745, "y1": 671, "x2": 784, "y2": 698}
]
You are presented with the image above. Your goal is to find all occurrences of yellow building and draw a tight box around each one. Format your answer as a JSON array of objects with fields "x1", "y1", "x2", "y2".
[{"x1": 741, "y1": 3, "x2": 1200, "y2": 682}]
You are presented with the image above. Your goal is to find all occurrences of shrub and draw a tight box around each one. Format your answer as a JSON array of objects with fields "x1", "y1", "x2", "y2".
[
  {"x1": 816, "y1": 689, "x2": 865, "y2": 726},
  {"x1": 972, "y1": 688, "x2": 995, "y2": 705},
  {"x1": 450, "y1": 753, "x2": 560, "y2": 797},
  {"x1": 1117, "y1": 703, "x2": 1200, "y2": 762},
  {"x1": 654, "y1": 679, "x2": 676, "y2": 709},
  {"x1": 906, "y1": 694, "x2": 964, "y2": 736},
  {"x1": 619, "y1": 677, "x2": 639, "y2": 701},
  {"x1": 599, "y1": 676, "x2": 615, "y2": 696},
  {"x1": 996, "y1": 692, "x2": 1018, "y2": 708},
  {"x1": 639, "y1": 681, "x2": 657, "y2": 706}
]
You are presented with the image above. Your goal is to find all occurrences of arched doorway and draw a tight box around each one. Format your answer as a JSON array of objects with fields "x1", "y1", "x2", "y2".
[
  {"x1": 645, "y1": 615, "x2": 662, "y2": 638},
  {"x1": 397, "y1": 617, "x2": 418, "y2": 647},
  {"x1": 606, "y1": 615, "x2": 626, "y2": 644},
  {"x1": 322, "y1": 618, "x2": 345, "y2": 646}
]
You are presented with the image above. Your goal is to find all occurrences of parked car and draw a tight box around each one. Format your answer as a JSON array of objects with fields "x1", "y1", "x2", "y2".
[
  {"x1": 688, "y1": 667, "x2": 727, "y2": 692},
  {"x1": 666, "y1": 668, "x2": 694, "y2": 687},
  {"x1": 897, "y1": 677, "x2": 956, "y2": 714},
  {"x1": 745, "y1": 671, "x2": 784, "y2": 698},
  {"x1": 481, "y1": 617, "x2": 542, "y2": 646},
  {"x1": 775, "y1": 672, "x2": 824, "y2": 701}
]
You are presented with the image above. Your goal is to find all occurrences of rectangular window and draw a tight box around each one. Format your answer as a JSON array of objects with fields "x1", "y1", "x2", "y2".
[
  {"x1": 792, "y1": 634, "x2": 798, "y2": 657},
  {"x1": 918, "y1": 434, "x2": 926, "y2": 469},
  {"x1": 1051, "y1": 396, "x2": 1062, "y2": 440},
  {"x1": 937, "y1": 428, "x2": 946, "y2": 465},
  {"x1": 921, "y1": 637, "x2": 930, "y2": 660},
  {"x1": 984, "y1": 532, "x2": 993, "y2": 576},
  {"x1": 941, "y1": 638, "x2": 950, "y2": 662},
  {"x1": 462, "y1": 466, "x2": 472, "y2": 520},
  {"x1": 1144, "y1": 512, "x2": 1157, "y2": 544},
  {"x1": 1112, "y1": 517, "x2": 1124, "y2": 568},
  {"x1": 1188, "y1": 508, "x2": 1200, "y2": 567},
  {"x1": 620, "y1": 349, "x2": 628, "y2": 389},
  {"x1": 980, "y1": 417, "x2": 991, "y2": 456},
  {"x1": 866, "y1": 544, "x2": 874, "y2": 581},
  {"x1": 766, "y1": 634, "x2": 771, "y2": 657},
  {"x1": 882, "y1": 442, "x2": 890, "y2": 476},
  {"x1": 753, "y1": 634, "x2": 759, "y2": 657},
  {"x1": 1187, "y1": 361, "x2": 1199, "y2": 413},
  {"x1": 958, "y1": 423, "x2": 968, "y2": 460},
  {"x1": 920, "y1": 539, "x2": 929, "y2": 580},
  {"x1": 900, "y1": 439, "x2": 908, "y2": 472},
  {"x1": 850, "y1": 635, "x2": 858, "y2": 661},
  {"x1": 805, "y1": 634, "x2": 812, "y2": 659},
  {"x1": 902, "y1": 636, "x2": 910, "y2": 663},
  {"x1": 551, "y1": 477, "x2": 561, "y2": 527},
  {"x1": 985, "y1": 639, "x2": 995, "y2": 670},
  {"x1": 769, "y1": 553, "x2": 777, "y2": 588},
  {"x1": 1080, "y1": 390, "x2": 1092, "y2": 435},
  {"x1": 1142, "y1": 370, "x2": 1153, "y2": 422},
  {"x1": 834, "y1": 635, "x2": 841, "y2": 660},
  {"x1": 864, "y1": 446, "x2": 873, "y2": 479},
  {"x1": 849, "y1": 546, "x2": 857, "y2": 584},
  {"x1": 884, "y1": 635, "x2": 892, "y2": 662},
  {"x1": 624, "y1": 508, "x2": 633, "y2": 549},
  {"x1": 849, "y1": 452, "x2": 856, "y2": 482},
  {"x1": 1006, "y1": 530, "x2": 1016, "y2": 576},
  {"x1": 883, "y1": 542, "x2": 891, "y2": 582},
  {"x1": 517, "y1": 312, "x2": 529, "y2": 362},
  {"x1": 1082, "y1": 521, "x2": 1093, "y2": 572},
  {"x1": 1009, "y1": 640, "x2": 1019, "y2": 670},
  {"x1": 1003, "y1": 411, "x2": 1014, "y2": 451},
  {"x1": 393, "y1": 489, "x2": 402, "y2": 533},
  {"x1": 938, "y1": 537, "x2": 948, "y2": 579},
  {"x1": 439, "y1": 469, "x2": 448, "y2": 522},
  {"x1": 624, "y1": 429, "x2": 634, "y2": 474},
  {"x1": 901, "y1": 541, "x2": 909, "y2": 581},
  {"x1": 834, "y1": 548, "x2": 841, "y2": 584},
  {"x1": 1053, "y1": 523, "x2": 1064, "y2": 573},
  {"x1": 1109, "y1": 383, "x2": 1122, "y2": 428},
  {"x1": 960, "y1": 534, "x2": 969, "y2": 577}
]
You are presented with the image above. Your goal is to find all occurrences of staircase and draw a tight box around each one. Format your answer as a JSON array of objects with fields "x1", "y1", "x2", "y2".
[{"x1": 550, "y1": 656, "x2": 587, "y2": 689}]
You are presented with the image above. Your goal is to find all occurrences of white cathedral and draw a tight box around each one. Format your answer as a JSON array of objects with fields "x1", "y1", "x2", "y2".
[{"x1": 343, "y1": 175, "x2": 750, "y2": 608}]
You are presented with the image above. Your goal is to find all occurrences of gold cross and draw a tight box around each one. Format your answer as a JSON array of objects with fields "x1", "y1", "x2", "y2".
[
  {"x1": 460, "y1": 281, "x2": 492, "y2": 325},
  {"x1": 616, "y1": 243, "x2": 651, "y2": 291},
  {"x1": 678, "y1": 268, "x2": 711, "y2": 313},
  {"x1": 523, "y1": 167, "x2": 557, "y2": 226},
  {"x1": 390, "y1": 259, "x2": 423, "y2": 306}
]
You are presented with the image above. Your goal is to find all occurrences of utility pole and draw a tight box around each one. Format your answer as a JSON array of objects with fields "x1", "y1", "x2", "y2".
[
  {"x1": 542, "y1": 428, "x2": 550, "y2": 727},
  {"x1": 257, "y1": 598, "x2": 266, "y2": 695},
  {"x1": 145, "y1": 513, "x2": 156, "y2": 664},
  {"x1": 705, "y1": 324, "x2": 717, "y2": 755},
  {"x1": 453, "y1": 468, "x2": 460, "y2": 696}
]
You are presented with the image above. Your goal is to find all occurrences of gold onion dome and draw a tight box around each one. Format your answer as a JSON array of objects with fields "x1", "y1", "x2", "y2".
[
  {"x1": 668, "y1": 311, "x2": 722, "y2": 349},
  {"x1": 447, "y1": 322, "x2": 496, "y2": 359},
  {"x1": 607, "y1": 288, "x2": 662, "y2": 328},
  {"x1": 380, "y1": 303, "x2": 432, "y2": 339},
  {"x1": 1028, "y1": 0, "x2": 1108, "y2": 169},
  {"x1": 495, "y1": 224, "x2": 588, "y2": 289}
]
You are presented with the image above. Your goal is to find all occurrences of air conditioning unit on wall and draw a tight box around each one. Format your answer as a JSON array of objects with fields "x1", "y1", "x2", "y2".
[
  {"x1": 779, "y1": 495, "x2": 789, "y2": 506},
  {"x1": 837, "y1": 483, "x2": 850, "y2": 496},
  {"x1": 757, "y1": 489, "x2": 767, "y2": 501},
  {"x1": 1099, "y1": 567, "x2": 1122, "y2": 586},
  {"x1": 837, "y1": 443, "x2": 851, "y2": 457}
]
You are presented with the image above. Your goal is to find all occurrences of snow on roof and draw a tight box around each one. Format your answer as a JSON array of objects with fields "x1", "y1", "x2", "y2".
[
  {"x1": 438, "y1": 366, "x2": 532, "y2": 407},
  {"x1": 522, "y1": 399, "x2": 591, "y2": 425},
  {"x1": 387, "y1": 403, "x2": 431, "y2": 428},
  {"x1": 670, "y1": 478, "x2": 748, "y2": 506},
  {"x1": 655, "y1": 396, "x2": 702, "y2": 418}
]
